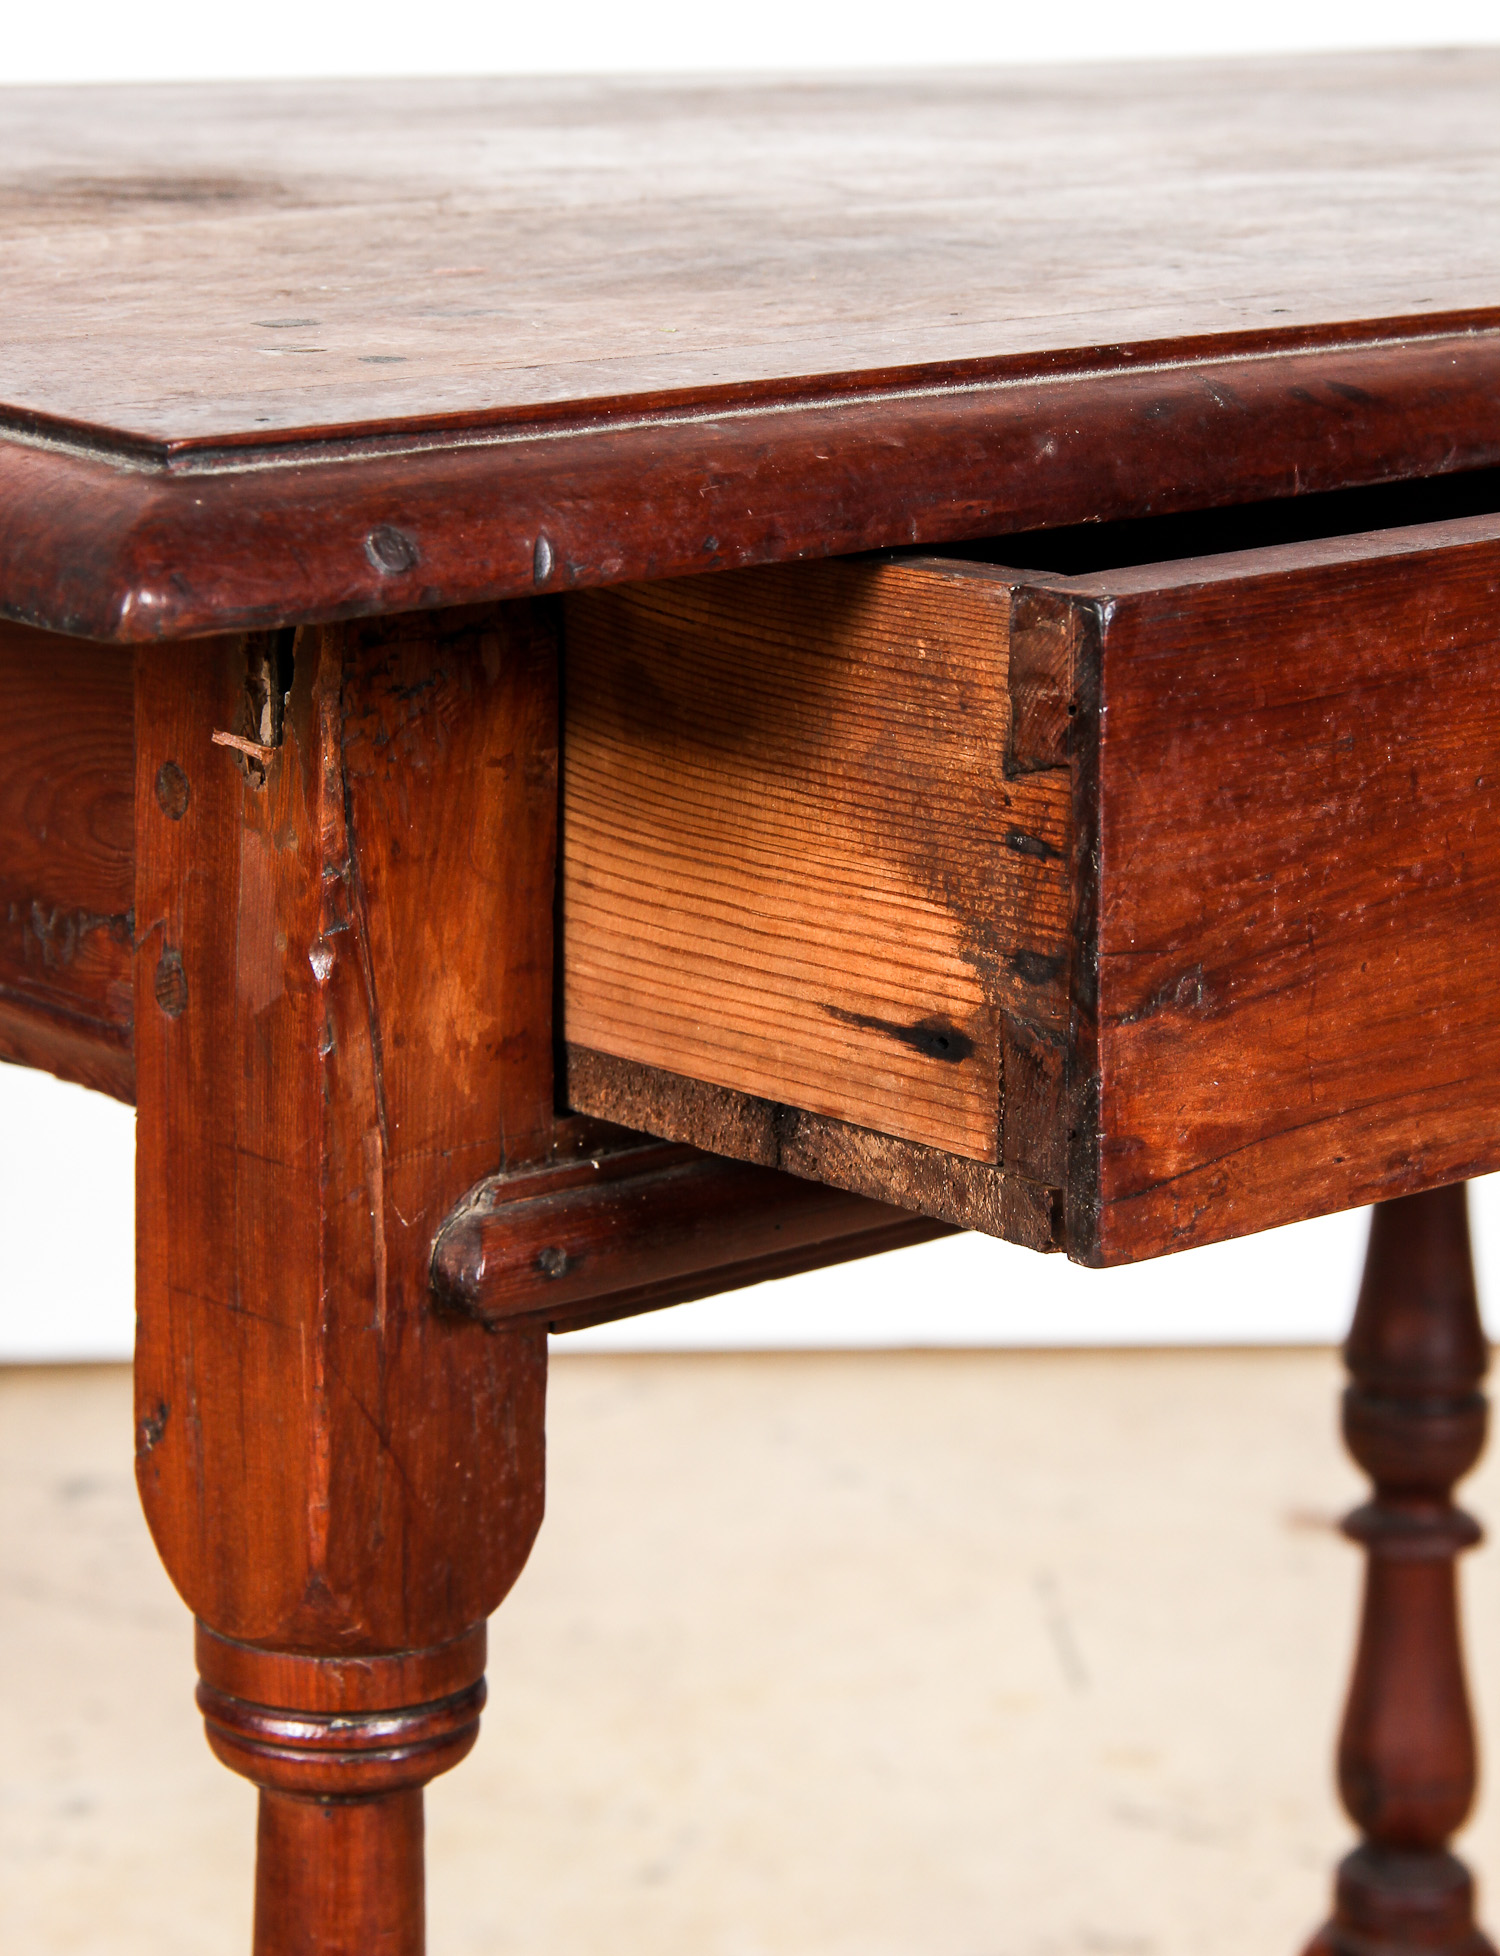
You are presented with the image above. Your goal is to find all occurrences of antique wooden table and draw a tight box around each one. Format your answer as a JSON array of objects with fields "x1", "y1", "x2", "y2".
[{"x1": 5, "y1": 51, "x2": 1500, "y2": 1956}]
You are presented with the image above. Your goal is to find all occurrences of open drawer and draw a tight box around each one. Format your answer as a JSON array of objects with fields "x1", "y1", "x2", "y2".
[{"x1": 559, "y1": 494, "x2": 1500, "y2": 1265}]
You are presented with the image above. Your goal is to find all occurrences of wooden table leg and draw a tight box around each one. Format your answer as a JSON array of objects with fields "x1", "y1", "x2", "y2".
[
  {"x1": 131, "y1": 604, "x2": 558, "y2": 1954},
  {"x1": 1305, "y1": 1184, "x2": 1495, "y2": 1956}
]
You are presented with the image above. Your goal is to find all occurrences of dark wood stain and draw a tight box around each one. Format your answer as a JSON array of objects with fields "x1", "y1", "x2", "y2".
[
  {"x1": 1303, "y1": 1186, "x2": 1493, "y2": 1956},
  {"x1": 7, "y1": 57, "x2": 1500, "y2": 1955},
  {"x1": 0, "y1": 621, "x2": 135, "y2": 1097},
  {"x1": 7, "y1": 60, "x2": 1500, "y2": 636}
]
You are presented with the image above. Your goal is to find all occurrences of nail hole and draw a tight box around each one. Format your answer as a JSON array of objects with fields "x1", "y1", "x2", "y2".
[
  {"x1": 154, "y1": 760, "x2": 190, "y2": 820},
  {"x1": 154, "y1": 948, "x2": 188, "y2": 1019}
]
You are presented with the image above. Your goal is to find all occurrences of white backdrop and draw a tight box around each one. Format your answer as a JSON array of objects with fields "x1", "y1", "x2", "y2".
[
  {"x1": 4, "y1": 1, "x2": 1500, "y2": 82},
  {"x1": 3, "y1": 2, "x2": 1498, "y2": 1356},
  {"x1": 6, "y1": 1044, "x2": 1500, "y2": 1361}
]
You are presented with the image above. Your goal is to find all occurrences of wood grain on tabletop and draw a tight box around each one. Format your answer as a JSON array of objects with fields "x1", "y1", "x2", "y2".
[
  {"x1": 564, "y1": 512, "x2": 1500, "y2": 1264},
  {"x1": 0, "y1": 623, "x2": 134, "y2": 1097},
  {"x1": 5, "y1": 56, "x2": 1500, "y2": 636},
  {"x1": 4, "y1": 55, "x2": 1500, "y2": 445}
]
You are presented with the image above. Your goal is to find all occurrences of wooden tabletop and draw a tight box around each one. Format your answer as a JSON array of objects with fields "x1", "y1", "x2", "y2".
[{"x1": 5, "y1": 51, "x2": 1500, "y2": 639}]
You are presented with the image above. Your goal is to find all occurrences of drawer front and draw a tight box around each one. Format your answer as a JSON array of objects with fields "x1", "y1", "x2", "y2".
[
  {"x1": 1081, "y1": 515, "x2": 1500, "y2": 1262},
  {"x1": 562, "y1": 512, "x2": 1500, "y2": 1264}
]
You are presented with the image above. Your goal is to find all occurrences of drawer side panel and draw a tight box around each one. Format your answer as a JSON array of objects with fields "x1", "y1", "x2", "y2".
[{"x1": 562, "y1": 559, "x2": 1070, "y2": 1163}]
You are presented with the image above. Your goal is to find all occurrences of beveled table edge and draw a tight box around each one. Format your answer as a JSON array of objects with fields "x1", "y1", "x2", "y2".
[{"x1": 5, "y1": 313, "x2": 1500, "y2": 642}]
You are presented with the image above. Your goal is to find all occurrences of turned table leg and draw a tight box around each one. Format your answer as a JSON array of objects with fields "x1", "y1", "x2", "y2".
[
  {"x1": 196, "y1": 1628, "x2": 489, "y2": 1955},
  {"x1": 132, "y1": 606, "x2": 558, "y2": 1953},
  {"x1": 1306, "y1": 1184, "x2": 1494, "y2": 1956}
]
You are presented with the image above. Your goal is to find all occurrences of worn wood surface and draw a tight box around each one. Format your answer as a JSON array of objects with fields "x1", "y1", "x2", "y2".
[
  {"x1": 16, "y1": 51, "x2": 1500, "y2": 1956},
  {"x1": 5, "y1": 58, "x2": 1500, "y2": 637},
  {"x1": 5, "y1": 58, "x2": 1500, "y2": 446},
  {"x1": 1077, "y1": 513, "x2": 1500, "y2": 1262},
  {"x1": 1305, "y1": 1185, "x2": 1494, "y2": 1956},
  {"x1": 564, "y1": 509, "x2": 1500, "y2": 1263},
  {"x1": 564, "y1": 1048, "x2": 1061, "y2": 1250},
  {"x1": 134, "y1": 603, "x2": 555, "y2": 1640},
  {"x1": 133, "y1": 606, "x2": 557, "y2": 1952},
  {"x1": 564, "y1": 558, "x2": 1068, "y2": 1161},
  {"x1": 9, "y1": 331, "x2": 1500, "y2": 645},
  {"x1": 431, "y1": 1130, "x2": 953, "y2": 1334},
  {"x1": 0, "y1": 622, "x2": 134, "y2": 1097}
]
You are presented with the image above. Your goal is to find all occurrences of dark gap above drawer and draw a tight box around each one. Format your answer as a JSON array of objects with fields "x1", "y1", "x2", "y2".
[{"x1": 934, "y1": 465, "x2": 1500, "y2": 578}]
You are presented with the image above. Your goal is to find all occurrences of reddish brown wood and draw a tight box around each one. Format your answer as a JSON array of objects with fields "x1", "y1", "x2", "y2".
[
  {"x1": 7, "y1": 328, "x2": 1500, "y2": 643},
  {"x1": 7, "y1": 59, "x2": 1500, "y2": 451},
  {"x1": 1074, "y1": 516, "x2": 1500, "y2": 1262},
  {"x1": 560, "y1": 509, "x2": 1500, "y2": 1262},
  {"x1": 1306, "y1": 1183, "x2": 1493, "y2": 1956},
  {"x1": 251, "y1": 1791, "x2": 424, "y2": 1956},
  {"x1": 7, "y1": 61, "x2": 1500, "y2": 637},
  {"x1": 7, "y1": 55, "x2": 1500, "y2": 1954},
  {"x1": 0, "y1": 620, "x2": 134, "y2": 1097},
  {"x1": 431, "y1": 1132, "x2": 955, "y2": 1334},
  {"x1": 133, "y1": 606, "x2": 557, "y2": 1951}
]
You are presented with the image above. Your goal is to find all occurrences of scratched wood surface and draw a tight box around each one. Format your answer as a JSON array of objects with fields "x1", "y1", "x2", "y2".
[
  {"x1": 6, "y1": 59, "x2": 1500, "y2": 639},
  {"x1": 0, "y1": 622, "x2": 134, "y2": 1097},
  {"x1": 133, "y1": 604, "x2": 555, "y2": 1652},
  {"x1": 564, "y1": 510, "x2": 1500, "y2": 1263},
  {"x1": 1076, "y1": 513, "x2": 1500, "y2": 1263},
  {"x1": 132, "y1": 605, "x2": 560, "y2": 1947},
  {"x1": 4, "y1": 55, "x2": 1500, "y2": 447}
]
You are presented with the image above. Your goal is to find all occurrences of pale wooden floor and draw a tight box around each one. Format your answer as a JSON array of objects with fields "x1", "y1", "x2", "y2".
[{"x1": 4, "y1": 1350, "x2": 1500, "y2": 1956}]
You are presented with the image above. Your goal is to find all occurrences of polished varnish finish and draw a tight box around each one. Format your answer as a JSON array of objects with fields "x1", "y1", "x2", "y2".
[
  {"x1": 7, "y1": 59, "x2": 1500, "y2": 447},
  {"x1": 6, "y1": 59, "x2": 1500, "y2": 638},
  {"x1": 8, "y1": 326, "x2": 1500, "y2": 643},
  {"x1": 197, "y1": 1626, "x2": 487, "y2": 1956},
  {"x1": 1307, "y1": 1185, "x2": 1494, "y2": 1956}
]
